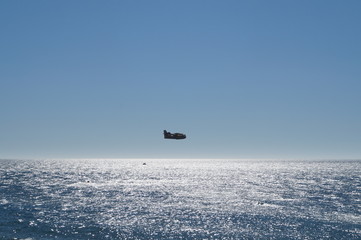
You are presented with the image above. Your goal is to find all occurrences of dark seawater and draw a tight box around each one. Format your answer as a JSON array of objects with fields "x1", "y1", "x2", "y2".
[{"x1": 0, "y1": 159, "x2": 360, "y2": 240}]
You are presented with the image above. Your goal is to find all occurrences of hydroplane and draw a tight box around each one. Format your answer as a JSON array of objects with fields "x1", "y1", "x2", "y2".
[{"x1": 163, "y1": 130, "x2": 186, "y2": 140}]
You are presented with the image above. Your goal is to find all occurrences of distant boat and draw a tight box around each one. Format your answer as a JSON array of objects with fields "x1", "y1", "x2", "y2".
[{"x1": 163, "y1": 130, "x2": 186, "y2": 140}]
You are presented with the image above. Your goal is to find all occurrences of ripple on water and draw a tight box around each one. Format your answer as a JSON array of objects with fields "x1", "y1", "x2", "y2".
[{"x1": 0, "y1": 159, "x2": 360, "y2": 239}]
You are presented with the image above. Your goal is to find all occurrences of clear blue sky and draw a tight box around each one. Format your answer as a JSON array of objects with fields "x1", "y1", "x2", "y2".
[{"x1": 1, "y1": 1, "x2": 360, "y2": 159}]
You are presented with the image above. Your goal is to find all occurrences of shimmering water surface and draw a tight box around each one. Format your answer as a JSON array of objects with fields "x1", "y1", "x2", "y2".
[{"x1": 0, "y1": 159, "x2": 360, "y2": 239}]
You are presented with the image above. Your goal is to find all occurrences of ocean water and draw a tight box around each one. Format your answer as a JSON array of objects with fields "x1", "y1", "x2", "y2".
[{"x1": 0, "y1": 159, "x2": 360, "y2": 240}]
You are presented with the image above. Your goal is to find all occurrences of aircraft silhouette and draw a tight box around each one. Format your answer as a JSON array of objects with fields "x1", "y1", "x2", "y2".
[{"x1": 163, "y1": 130, "x2": 186, "y2": 140}]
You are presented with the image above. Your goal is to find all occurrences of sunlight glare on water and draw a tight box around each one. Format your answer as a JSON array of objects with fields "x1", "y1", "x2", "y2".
[{"x1": 0, "y1": 159, "x2": 360, "y2": 239}]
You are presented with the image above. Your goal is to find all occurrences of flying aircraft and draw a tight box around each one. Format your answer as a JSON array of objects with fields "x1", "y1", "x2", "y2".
[{"x1": 163, "y1": 130, "x2": 186, "y2": 140}]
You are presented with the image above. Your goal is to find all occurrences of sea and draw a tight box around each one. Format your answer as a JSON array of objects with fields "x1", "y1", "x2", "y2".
[{"x1": 0, "y1": 159, "x2": 360, "y2": 240}]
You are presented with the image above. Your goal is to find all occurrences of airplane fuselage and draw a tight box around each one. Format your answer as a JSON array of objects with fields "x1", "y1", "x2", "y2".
[{"x1": 163, "y1": 130, "x2": 186, "y2": 140}]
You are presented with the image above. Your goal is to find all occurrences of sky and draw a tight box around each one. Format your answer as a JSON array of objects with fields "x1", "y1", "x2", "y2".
[{"x1": 1, "y1": 1, "x2": 360, "y2": 160}]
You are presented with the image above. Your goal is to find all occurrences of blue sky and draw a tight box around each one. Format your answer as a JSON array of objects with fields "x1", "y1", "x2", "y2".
[{"x1": 1, "y1": 1, "x2": 360, "y2": 159}]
